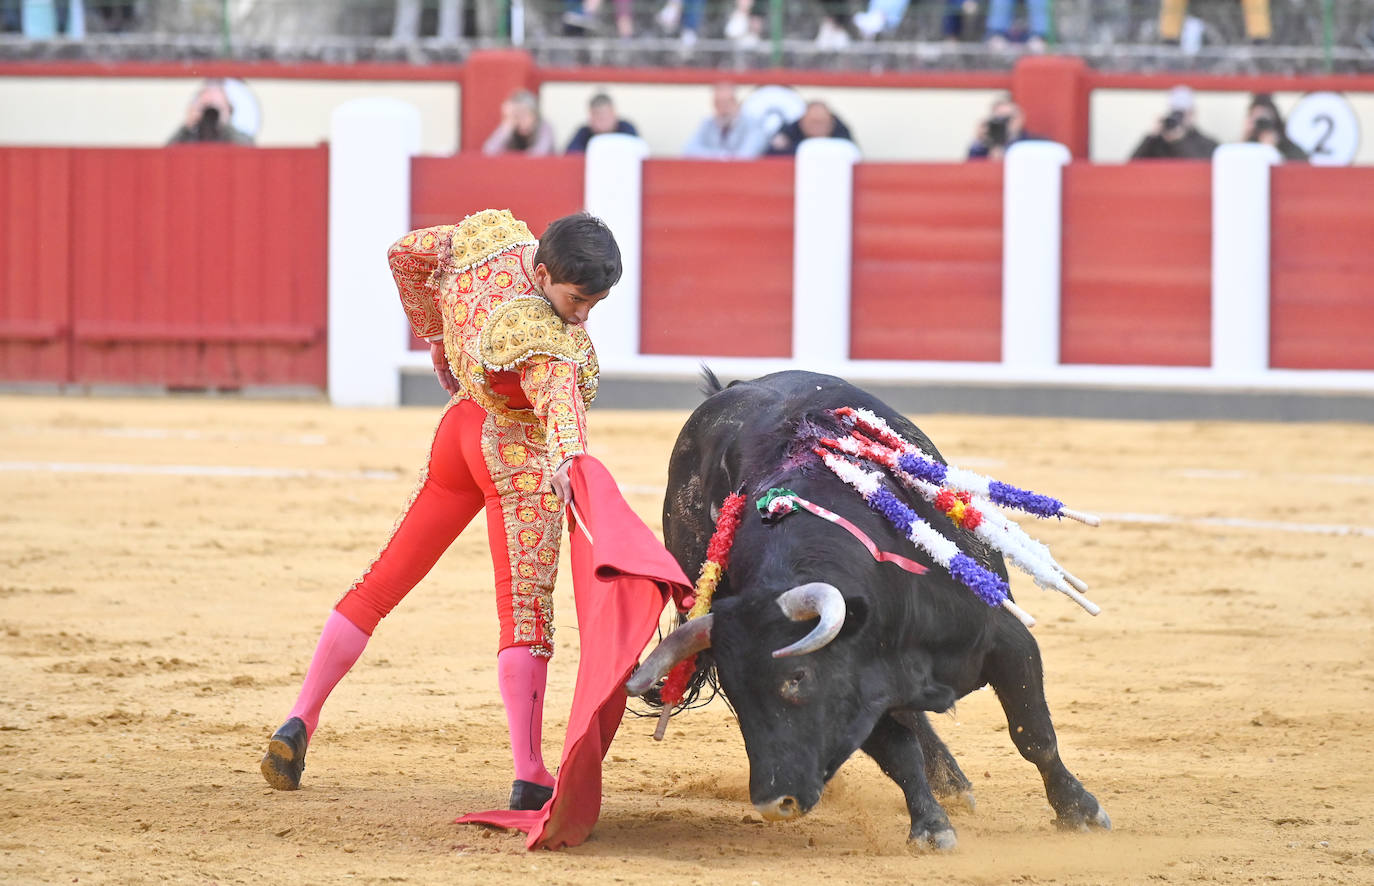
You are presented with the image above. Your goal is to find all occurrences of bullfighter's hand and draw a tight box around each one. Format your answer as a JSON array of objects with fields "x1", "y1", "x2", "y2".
[
  {"x1": 551, "y1": 457, "x2": 575, "y2": 504},
  {"x1": 429, "y1": 340, "x2": 460, "y2": 396}
]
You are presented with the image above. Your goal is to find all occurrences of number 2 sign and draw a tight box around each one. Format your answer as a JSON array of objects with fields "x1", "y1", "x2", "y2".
[{"x1": 1285, "y1": 92, "x2": 1361, "y2": 166}]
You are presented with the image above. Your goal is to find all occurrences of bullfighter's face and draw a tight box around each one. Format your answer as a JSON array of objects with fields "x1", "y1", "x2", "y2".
[{"x1": 534, "y1": 263, "x2": 608, "y2": 326}]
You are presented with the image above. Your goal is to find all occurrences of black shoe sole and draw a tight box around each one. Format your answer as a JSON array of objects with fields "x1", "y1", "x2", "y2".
[{"x1": 260, "y1": 734, "x2": 304, "y2": 790}]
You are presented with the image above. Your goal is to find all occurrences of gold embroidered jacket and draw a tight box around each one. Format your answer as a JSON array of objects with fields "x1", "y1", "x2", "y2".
[{"x1": 387, "y1": 210, "x2": 598, "y2": 465}]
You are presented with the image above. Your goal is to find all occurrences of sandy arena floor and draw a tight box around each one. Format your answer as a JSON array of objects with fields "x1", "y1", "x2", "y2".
[{"x1": 2, "y1": 393, "x2": 1372, "y2": 885}]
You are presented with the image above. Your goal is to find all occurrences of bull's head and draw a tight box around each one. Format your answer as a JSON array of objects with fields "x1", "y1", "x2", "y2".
[{"x1": 628, "y1": 582, "x2": 885, "y2": 822}]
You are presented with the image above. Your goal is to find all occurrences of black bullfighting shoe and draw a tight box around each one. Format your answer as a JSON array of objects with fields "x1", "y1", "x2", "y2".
[
  {"x1": 260, "y1": 717, "x2": 308, "y2": 791},
  {"x1": 508, "y1": 779, "x2": 554, "y2": 811}
]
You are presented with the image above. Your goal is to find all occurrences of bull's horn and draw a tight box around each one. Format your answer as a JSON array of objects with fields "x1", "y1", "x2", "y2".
[
  {"x1": 771, "y1": 582, "x2": 847, "y2": 658},
  {"x1": 625, "y1": 614, "x2": 715, "y2": 697}
]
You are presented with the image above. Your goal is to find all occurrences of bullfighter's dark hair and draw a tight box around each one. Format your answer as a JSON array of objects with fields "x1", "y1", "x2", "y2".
[{"x1": 534, "y1": 212, "x2": 622, "y2": 295}]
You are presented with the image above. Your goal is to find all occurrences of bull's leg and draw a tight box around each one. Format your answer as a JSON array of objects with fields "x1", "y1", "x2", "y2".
[
  {"x1": 861, "y1": 713, "x2": 957, "y2": 850},
  {"x1": 983, "y1": 624, "x2": 1111, "y2": 831},
  {"x1": 892, "y1": 710, "x2": 975, "y2": 810}
]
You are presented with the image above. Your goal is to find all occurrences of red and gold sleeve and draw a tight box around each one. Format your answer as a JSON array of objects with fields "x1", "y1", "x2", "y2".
[
  {"x1": 386, "y1": 225, "x2": 454, "y2": 341},
  {"x1": 520, "y1": 356, "x2": 589, "y2": 465}
]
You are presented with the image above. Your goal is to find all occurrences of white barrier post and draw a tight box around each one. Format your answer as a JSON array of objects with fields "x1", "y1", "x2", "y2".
[
  {"x1": 1212, "y1": 142, "x2": 1280, "y2": 377},
  {"x1": 1001, "y1": 141, "x2": 1071, "y2": 369},
  {"x1": 328, "y1": 98, "x2": 421, "y2": 407},
  {"x1": 583, "y1": 133, "x2": 649, "y2": 372},
  {"x1": 793, "y1": 138, "x2": 861, "y2": 367}
]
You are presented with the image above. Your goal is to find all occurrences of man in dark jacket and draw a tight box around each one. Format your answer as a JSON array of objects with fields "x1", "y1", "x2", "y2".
[
  {"x1": 764, "y1": 100, "x2": 856, "y2": 155},
  {"x1": 1131, "y1": 85, "x2": 1219, "y2": 160},
  {"x1": 565, "y1": 93, "x2": 638, "y2": 154}
]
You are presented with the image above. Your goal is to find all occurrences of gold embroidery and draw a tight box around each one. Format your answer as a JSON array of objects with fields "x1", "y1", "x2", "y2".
[
  {"x1": 478, "y1": 295, "x2": 585, "y2": 371},
  {"x1": 479, "y1": 412, "x2": 562, "y2": 658}
]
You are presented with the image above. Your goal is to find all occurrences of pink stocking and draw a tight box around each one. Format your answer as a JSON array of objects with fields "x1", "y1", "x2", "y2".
[
  {"x1": 497, "y1": 645, "x2": 554, "y2": 786},
  {"x1": 287, "y1": 609, "x2": 370, "y2": 741}
]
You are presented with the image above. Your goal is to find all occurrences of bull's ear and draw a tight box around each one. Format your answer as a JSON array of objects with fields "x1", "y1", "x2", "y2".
[{"x1": 838, "y1": 596, "x2": 870, "y2": 638}]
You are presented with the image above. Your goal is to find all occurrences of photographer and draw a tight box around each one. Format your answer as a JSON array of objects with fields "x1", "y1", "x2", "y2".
[
  {"x1": 1130, "y1": 86, "x2": 1217, "y2": 160},
  {"x1": 1243, "y1": 93, "x2": 1307, "y2": 162},
  {"x1": 967, "y1": 96, "x2": 1040, "y2": 161},
  {"x1": 169, "y1": 79, "x2": 255, "y2": 146}
]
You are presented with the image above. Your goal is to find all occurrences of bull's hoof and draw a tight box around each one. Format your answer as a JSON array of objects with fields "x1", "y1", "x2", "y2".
[
  {"x1": 1055, "y1": 799, "x2": 1111, "y2": 832},
  {"x1": 949, "y1": 789, "x2": 976, "y2": 813},
  {"x1": 908, "y1": 826, "x2": 958, "y2": 852}
]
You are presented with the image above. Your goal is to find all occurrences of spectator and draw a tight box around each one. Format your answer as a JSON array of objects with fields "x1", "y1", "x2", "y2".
[
  {"x1": 764, "y1": 100, "x2": 856, "y2": 156},
  {"x1": 1159, "y1": 0, "x2": 1271, "y2": 44},
  {"x1": 1243, "y1": 93, "x2": 1307, "y2": 162},
  {"x1": 563, "y1": 0, "x2": 634, "y2": 38},
  {"x1": 967, "y1": 95, "x2": 1040, "y2": 160},
  {"x1": 168, "y1": 79, "x2": 255, "y2": 146},
  {"x1": 682, "y1": 83, "x2": 768, "y2": 159},
  {"x1": 985, "y1": 0, "x2": 1049, "y2": 52},
  {"x1": 853, "y1": 0, "x2": 974, "y2": 42},
  {"x1": 392, "y1": 0, "x2": 462, "y2": 39},
  {"x1": 1130, "y1": 86, "x2": 1219, "y2": 160},
  {"x1": 564, "y1": 93, "x2": 638, "y2": 154},
  {"x1": 815, "y1": 0, "x2": 852, "y2": 48},
  {"x1": 483, "y1": 89, "x2": 556, "y2": 156}
]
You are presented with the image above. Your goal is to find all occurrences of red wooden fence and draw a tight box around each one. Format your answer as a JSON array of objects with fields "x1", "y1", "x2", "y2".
[
  {"x1": 0, "y1": 145, "x2": 329, "y2": 388},
  {"x1": 640, "y1": 159, "x2": 795, "y2": 357},
  {"x1": 851, "y1": 163, "x2": 1003, "y2": 362},
  {"x1": 1060, "y1": 162, "x2": 1213, "y2": 367},
  {"x1": 6, "y1": 145, "x2": 1374, "y2": 387},
  {"x1": 0, "y1": 148, "x2": 71, "y2": 383},
  {"x1": 1270, "y1": 165, "x2": 1374, "y2": 371}
]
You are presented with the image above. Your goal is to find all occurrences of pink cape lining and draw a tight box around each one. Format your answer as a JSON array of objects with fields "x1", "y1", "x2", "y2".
[{"x1": 455, "y1": 455, "x2": 692, "y2": 849}]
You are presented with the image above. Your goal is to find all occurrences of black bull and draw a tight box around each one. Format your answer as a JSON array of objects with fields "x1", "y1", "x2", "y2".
[{"x1": 627, "y1": 370, "x2": 1110, "y2": 849}]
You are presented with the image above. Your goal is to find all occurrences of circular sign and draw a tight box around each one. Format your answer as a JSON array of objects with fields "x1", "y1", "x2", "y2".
[
  {"x1": 1285, "y1": 92, "x2": 1360, "y2": 166},
  {"x1": 740, "y1": 85, "x2": 806, "y2": 138}
]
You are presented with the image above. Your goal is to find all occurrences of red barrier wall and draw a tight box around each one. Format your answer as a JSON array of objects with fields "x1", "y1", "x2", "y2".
[
  {"x1": 67, "y1": 147, "x2": 328, "y2": 387},
  {"x1": 1060, "y1": 162, "x2": 1212, "y2": 366},
  {"x1": 1271, "y1": 166, "x2": 1374, "y2": 371},
  {"x1": 0, "y1": 148, "x2": 72, "y2": 383},
  {"x1": 1, "y1": 146, "x2": 328, "y2": 388},
  {"x1": 640, "y1": 159, "x2": 794, "y2": 357},
  {"x1": 851, "y1": 163, "x2": 1003, "y2": 362}
]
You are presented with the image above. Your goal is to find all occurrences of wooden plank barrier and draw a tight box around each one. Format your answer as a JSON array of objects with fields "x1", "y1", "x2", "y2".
[
  {"x1": 1060, "y1": 162, "x2": 1212, "y2": 367},
  {"x1": 639, "y1": 159, "x2": 795, "y2": 358},
  {"x1": 850, "y1": 163, "x2": 1003, "y2": 362}
]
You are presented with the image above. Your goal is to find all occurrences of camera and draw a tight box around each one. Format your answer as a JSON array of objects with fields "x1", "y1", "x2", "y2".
[
  {"x1": 985, "y1": 114, "x2": 1011, "y2": 148},
  {"x1": 193, "y1": 106, "x2": 222, "y2": 141},
  {"x1": 1162, "y1": 110, "x2": 1186, "y2": 132}
]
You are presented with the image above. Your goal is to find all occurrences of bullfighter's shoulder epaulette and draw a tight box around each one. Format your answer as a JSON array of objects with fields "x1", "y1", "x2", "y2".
[{"x1": 478, "y1": 294, "x2": 586, "y2": 371}]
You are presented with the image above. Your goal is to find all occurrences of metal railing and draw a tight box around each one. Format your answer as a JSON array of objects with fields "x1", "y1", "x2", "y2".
[{"x1": 1, "y1": 0, "x2": 1370, "y2": 72}]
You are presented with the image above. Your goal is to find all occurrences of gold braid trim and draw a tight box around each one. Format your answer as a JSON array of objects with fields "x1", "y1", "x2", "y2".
[
  {"x1": 426, "y1": 209, "x2": 536, "y2": 290},
  {"x1": 478, "y1": 295, "x2": 586, "y2": 371}
]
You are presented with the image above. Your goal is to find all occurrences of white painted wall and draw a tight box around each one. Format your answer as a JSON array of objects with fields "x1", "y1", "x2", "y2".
[
  {"x1": 539, "y1": 82, "x2": 1003, "y2": 161},
  {"x1": 1090, "y1": 88, "x2": 1374, "y2": 164},
  {"x1": 0, "y1": 77, "x2": 461, "y2": 154}
]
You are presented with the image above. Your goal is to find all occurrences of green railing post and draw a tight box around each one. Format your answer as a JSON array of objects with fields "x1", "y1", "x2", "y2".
[
  {"x1": 499, "y1": 0, "x2": 511, "y2": 42},
  {"x1": 769, "y1": 0, "x2": 783, "y2": 67},
  {"x1": 1320, "y1": 0, "x2": 1335, "y2": 73},
  {"x1": 221, "y1": 0, "x2": 231, "y2": 56}
]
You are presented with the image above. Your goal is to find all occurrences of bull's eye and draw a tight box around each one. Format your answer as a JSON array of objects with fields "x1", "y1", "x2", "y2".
[{"x1": 779, "y1": 669, "x2": 808, "y2": 704}]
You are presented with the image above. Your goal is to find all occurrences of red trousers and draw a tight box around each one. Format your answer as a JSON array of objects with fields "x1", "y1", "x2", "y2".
[{"x1": 335, "y1": 398, "x2": 562, "y2": 656}]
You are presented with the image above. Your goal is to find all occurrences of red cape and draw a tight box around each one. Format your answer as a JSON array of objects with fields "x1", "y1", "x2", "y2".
[{"x1": 455, "y1": 455, "x2": 691, "y2": 849}]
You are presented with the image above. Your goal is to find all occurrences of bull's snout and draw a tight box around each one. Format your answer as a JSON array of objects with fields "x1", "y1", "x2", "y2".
[{"x1": 754, "y1": 795, "x2": 805, "y2": 822}]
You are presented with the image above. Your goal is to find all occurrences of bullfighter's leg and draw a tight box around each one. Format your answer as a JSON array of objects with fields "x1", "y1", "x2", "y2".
[
  {"x1": 983, "y1": 620, "x2": 1111, "y2": 831},
  {"x1": 893, "y1": 710, "x2": 975, "y2": 810},
  {"x1": 861, "y1": 713, "x2": 958, "y2": 851},
  {"x1": 262, "y1": 399, "x2": 488, "y2": 790}
]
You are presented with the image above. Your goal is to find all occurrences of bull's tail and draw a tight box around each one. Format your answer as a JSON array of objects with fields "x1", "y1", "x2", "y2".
[{"x1": 700, "y1": 364, "x2": 725, "y2": 398}]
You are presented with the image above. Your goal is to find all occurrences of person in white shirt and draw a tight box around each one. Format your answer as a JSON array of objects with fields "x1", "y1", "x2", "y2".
[{"x1": 682, "y1": 84, "x2": 768, "y2": 160}]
